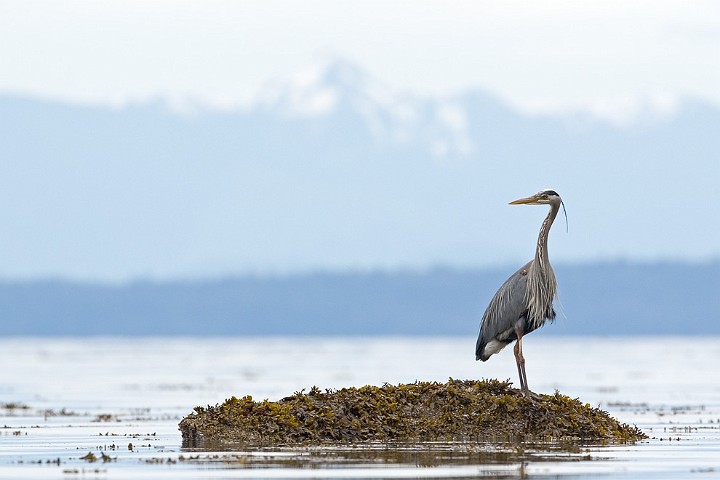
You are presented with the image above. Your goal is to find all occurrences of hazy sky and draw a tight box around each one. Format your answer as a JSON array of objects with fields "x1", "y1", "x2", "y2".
[{"x1": 3, "y1": 1, "x2": 720, "y2": 122}]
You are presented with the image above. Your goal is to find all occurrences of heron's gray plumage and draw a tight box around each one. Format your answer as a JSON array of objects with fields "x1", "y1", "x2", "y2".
[
  {"x1": 475, "y1": 261, "x2": 531, "y2": 361},
  {"x1": 475, "y1": 190, "x2": 563, "y2": 396}
]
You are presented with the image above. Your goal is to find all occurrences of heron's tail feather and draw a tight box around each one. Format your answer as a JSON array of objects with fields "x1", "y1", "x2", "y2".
[{"x1": 475, "y1": 338, "x2": 508, "y2": 361}]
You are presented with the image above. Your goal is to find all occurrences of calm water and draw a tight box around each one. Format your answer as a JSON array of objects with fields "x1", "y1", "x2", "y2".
[{"x1": 1, "y1": 336, "x2": 719, "y2": 479}]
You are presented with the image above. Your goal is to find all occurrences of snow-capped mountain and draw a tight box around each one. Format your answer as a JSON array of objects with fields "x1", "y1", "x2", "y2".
[{"x1": 1, "y1": 59, "x2": 719, "y2": 280}]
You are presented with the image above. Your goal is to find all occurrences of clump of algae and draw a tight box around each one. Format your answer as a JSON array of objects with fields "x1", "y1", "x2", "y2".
[{"x1": 179, "y1": 379, "x2": 645, "y2": 447}]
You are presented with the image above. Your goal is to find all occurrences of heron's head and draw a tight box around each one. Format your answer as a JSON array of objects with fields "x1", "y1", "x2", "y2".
[
  {"x1": 509, "y1": 189, "x2": 561, "y2": 206},
  {"x1": 510, "y1": 189, "x2": 568, "y2": 231}
]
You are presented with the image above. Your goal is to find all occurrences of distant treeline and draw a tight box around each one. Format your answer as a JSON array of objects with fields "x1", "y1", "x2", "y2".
[{"x1": 1, "y1": 262, "x2": 718, "y2": 336}]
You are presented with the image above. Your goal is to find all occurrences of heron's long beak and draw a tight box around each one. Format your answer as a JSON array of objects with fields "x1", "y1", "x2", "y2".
[{"x1": 509, "y1": 195, "x2": 540, "y2": 205}]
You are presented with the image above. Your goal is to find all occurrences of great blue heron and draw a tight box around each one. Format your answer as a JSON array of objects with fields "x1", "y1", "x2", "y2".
[{"x1": 475, "y1": 189, "x2": 565, "y2": 397}]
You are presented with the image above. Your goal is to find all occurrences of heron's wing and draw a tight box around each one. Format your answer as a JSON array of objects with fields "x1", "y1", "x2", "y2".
[{"x1": 475, "y1": 262, "x2": 531, "y2": 360}]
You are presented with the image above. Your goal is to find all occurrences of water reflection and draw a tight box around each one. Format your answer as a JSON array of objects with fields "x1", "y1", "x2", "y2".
[{"x1": 180, "y1": 441, "x2": 598, "y2": 471}]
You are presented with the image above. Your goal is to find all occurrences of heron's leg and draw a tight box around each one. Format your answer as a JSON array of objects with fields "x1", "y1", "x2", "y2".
[
  {"x1": 513, "y1": 339, "x2": 525, "y2": 392},
  {"x1": 514, "y1": 326, "x2": 530, "y2": 397}
]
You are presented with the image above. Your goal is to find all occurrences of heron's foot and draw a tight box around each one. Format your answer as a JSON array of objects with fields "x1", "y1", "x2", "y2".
[
  {"x1": 527, "y1": 391, "x2": 543, "y2": 402},
  {"x1": 520, "y1": 388, "x2": 542, "y2": 401}
]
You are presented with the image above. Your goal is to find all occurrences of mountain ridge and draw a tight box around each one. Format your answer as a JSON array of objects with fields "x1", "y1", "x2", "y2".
[{"x1": 1, "y1": 59, "x2": 720, "y2": 280}]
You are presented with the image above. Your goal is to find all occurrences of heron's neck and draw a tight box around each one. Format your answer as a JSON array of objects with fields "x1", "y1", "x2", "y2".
[{"x1": 534, "y1": 202, "x2": 559, "y2": 270}]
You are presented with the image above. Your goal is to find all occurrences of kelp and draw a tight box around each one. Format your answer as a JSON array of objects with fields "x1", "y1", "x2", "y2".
[{"x1": 179, "y1": 379, "x2": 645, "y2": 447}]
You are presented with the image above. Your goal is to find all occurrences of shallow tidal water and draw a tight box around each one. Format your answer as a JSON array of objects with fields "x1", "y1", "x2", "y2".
[{"x1": 1, "y1": 336, "x2": 719, "y2": 479}]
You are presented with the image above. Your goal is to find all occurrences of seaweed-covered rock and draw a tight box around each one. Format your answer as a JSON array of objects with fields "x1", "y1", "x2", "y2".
[{"x1": 179, "y1": 379, "x2": 645, "y2": 447}]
